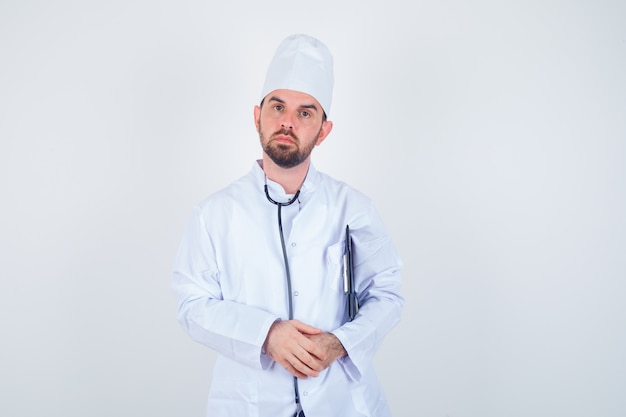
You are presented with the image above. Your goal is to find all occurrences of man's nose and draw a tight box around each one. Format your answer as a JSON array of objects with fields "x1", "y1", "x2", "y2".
[{"x1": 281, "y1": 114, "x2": 294, "y2": 129}]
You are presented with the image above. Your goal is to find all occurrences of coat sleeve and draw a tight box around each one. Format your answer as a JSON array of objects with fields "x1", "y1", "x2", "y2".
[
  {"x1": 331, "y1": 202, "x2": 404, "y2": 381},
  {"x1": 171, "y1": 205, "x2": 278, "y2": 370}
]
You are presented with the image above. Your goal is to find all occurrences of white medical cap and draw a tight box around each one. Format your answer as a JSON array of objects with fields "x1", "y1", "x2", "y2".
[{"x1": 261, "y1": 34, "x2": 334, "y2": 115}]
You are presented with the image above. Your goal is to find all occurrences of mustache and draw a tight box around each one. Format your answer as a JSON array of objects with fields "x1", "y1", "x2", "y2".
[{"x1": 272, "y1": 128, "x2": 299, "y2": 142}]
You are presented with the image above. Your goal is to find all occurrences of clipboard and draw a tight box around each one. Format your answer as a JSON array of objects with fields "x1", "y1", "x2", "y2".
[{"x1": 343, "y1": 225, "x2": 359, "y2": 321}]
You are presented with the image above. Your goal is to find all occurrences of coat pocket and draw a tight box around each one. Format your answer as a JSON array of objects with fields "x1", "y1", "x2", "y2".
[
  {"x1": 207, "y1": 378, "x2": 258, "y2": 417},
  {"x1": 325, "y1": 240, "x2": 346, "y2": 293}
]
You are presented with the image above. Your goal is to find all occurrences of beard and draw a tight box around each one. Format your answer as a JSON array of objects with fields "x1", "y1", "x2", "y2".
[{"x1": 259, "y1": 125, "x2": 319, "y2": 169}]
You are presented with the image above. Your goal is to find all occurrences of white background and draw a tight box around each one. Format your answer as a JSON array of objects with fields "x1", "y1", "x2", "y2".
[{"x1": 1, "y1": 1, "x2": 625, "y2": 416}]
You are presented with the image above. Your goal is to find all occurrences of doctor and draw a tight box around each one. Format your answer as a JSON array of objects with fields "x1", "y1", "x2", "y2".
[{"x1": 172, "y1": 34, "x2": 404, "y2": 417}]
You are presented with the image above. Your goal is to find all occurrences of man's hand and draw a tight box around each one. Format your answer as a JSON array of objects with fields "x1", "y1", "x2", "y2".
[
  {"x1": 263, "y1": 320, "x2": 348, "y2": 379},
  {"x1": 263, "y1": 320, "x2": 324, "y2": 379},
  {"x1": 305, "y1": 332, "x2": 347, "y2": 371}
]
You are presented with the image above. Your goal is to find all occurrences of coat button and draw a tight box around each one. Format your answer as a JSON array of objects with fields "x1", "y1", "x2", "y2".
[
  {"x1": 293, "y1": 291, "x2": 299, "y2": 296},
  {"x1": 291, "y1": 242, "x2": 297, "y2": 247}
]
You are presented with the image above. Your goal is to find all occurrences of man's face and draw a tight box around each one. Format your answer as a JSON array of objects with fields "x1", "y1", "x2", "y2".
[{"x1": 255, "y1": 89, "x2": 332, "y2": 169}]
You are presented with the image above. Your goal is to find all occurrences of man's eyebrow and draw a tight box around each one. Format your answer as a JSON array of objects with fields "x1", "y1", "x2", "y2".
[
  {"x1": 267, "y1": 96, "x2": 286, "y2": 104},
  {"x1": 300, "y1": 103, "x2": 319, "y2": 112},
  {"x1": 267, "y1": 96, "x2": 319, "y2": 112}
]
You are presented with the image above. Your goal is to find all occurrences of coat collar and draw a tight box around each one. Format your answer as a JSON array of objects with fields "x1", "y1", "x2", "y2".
[{"x1": 252, "y1": 159, "x2": 319, "y2": 204}]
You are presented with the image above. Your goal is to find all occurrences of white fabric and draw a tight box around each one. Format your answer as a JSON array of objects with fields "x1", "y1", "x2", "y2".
[
  {"x1": 172, "y1": 161, "x2": 403, "y2": 417},
  {"x1": 261, "y1": 34, "x2": 334, "y2": 115}
]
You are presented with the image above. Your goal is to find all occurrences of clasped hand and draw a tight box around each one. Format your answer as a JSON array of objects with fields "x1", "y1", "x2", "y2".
[{"x1": 263, "y1": 320, "x2": 347, "y2": 379}]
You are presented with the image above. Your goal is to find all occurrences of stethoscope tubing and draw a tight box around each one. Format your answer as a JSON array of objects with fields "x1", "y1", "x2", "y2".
[{"x1": 264, "y1": 183, "x2": 304, "y2": 417}]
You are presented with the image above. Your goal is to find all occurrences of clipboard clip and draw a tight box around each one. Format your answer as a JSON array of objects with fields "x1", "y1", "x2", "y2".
[{"x1": 343, "y1": 225, "x2": 359, "y2": 321}]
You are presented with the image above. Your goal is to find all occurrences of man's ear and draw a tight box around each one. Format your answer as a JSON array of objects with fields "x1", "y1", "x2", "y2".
[
  {"x1": 253, "y1": 105, "x2": 261, "y2": 131},
  {"x1": 315, "y1": 120, "x2": 333, "y2": 146}
]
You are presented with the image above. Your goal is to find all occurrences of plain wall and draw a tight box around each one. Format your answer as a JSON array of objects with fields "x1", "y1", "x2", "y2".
[{"x1": 1, "y1": 1, "x2": 624, "y2": 416}]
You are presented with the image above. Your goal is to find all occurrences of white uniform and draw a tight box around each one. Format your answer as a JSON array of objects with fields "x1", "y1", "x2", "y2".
[{"x1": 172, "y1": 161, "x2": 403, "y2": 417}]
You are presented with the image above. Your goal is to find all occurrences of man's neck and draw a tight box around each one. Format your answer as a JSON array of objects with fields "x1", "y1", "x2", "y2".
[{"x1": 262, "y1": 156, "x2": 310, "y2": 194}]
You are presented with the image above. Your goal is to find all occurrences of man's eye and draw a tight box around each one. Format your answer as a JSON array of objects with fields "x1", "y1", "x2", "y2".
[
  {"x1": 273, "y1": 105, "x2": 284, "y2": 111},
  {"x1": 300, "y1": 111, "x2": 310, "y2": 118}
]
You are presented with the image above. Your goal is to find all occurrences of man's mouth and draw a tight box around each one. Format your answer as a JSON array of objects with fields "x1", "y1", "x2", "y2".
[{"x1": 273, "y1": 131, "x2": 297, "y2": 145}]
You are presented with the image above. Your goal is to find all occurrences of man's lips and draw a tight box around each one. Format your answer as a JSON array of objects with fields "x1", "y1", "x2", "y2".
[{"x1": 273, "y1": 134, "x2": 296, "y2": 145}]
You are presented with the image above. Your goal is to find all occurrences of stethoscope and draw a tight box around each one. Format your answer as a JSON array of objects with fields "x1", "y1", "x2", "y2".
[{"x1": 264, "y1": 177, "x2": 306, "y2": 417}]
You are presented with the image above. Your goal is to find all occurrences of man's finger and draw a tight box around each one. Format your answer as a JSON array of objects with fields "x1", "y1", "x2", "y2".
[{"x1": 291, "y1": 320, "x2": 323, "y2": 335}]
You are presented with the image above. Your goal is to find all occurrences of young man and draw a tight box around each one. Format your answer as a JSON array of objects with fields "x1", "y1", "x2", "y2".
[{"x1": 173, "y1": 34, "x2": 403, "y2": 417}]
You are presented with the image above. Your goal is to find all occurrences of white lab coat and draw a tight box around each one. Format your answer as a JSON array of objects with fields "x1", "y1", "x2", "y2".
[{"x1": 172, "y1": 161, "x2": 403, "y2": 417}]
